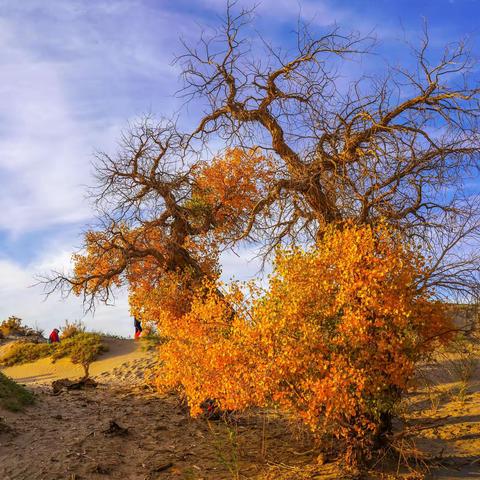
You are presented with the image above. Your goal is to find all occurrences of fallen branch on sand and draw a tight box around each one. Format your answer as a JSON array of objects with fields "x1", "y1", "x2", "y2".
[{"x1": 51, "y1": 377, "x2": 97, "y2": 395}]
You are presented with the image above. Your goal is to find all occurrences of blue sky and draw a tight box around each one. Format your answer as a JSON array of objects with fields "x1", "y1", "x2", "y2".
[{"x1": 0, "y1": 0, "x2": 479, "y2": 336}]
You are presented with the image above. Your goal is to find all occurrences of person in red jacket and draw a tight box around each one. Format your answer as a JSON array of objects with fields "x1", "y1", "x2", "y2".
[
  {"x1": 134, "y1": 318, "x2": 142, "y2": 340},
  {"x1": 48, "y1": 328, "x2": 60, "y2": 343}
]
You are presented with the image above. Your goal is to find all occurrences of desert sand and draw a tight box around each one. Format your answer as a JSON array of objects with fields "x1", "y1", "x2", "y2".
[
  {"x1": 0, "y1": 339, "x2": 321, "y2": 480},
  {"x1": 1, "y1": 337, "x2": 150, "y2": 385},
  {"x1": 0, "y1": 337, "x2": 479, "y2": 479}
]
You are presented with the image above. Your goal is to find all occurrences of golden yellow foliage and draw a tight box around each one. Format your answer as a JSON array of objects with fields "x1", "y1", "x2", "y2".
[
  {"x1": 155, "y1": 223, "x2": 451, "y2": 463},
  {"x1": 67, "y1": 144, "x2": 452, "y2": 465}
]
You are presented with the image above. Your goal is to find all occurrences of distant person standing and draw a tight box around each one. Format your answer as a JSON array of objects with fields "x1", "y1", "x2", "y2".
[
  {"x1": 48, "y1": 328, "x2": 60, "y2": 343},
  {"x1": 134, "y1": 318, "x2": 142, "y2": 340}
]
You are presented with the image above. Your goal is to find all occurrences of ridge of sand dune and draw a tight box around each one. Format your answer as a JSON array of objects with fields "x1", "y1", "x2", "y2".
[{"x1": 1, "y1": 337, "x2": 153, "y2": 385}]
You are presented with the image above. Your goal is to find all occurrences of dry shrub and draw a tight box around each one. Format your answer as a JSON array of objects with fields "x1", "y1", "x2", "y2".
[
  {"x1": 60, "y1": 319, "x2": 86, "y2": 339},
  {"x1": 0, "y1": 316, "x2": 27, "y2": 337}
]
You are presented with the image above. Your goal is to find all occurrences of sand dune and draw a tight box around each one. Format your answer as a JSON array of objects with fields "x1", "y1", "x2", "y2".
[{"x1": 1, "y1": 337, "x2": 150, "y2": 385}]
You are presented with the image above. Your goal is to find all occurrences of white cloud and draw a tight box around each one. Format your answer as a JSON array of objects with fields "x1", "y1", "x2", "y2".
[
  {"x1": 0, "y1": 0, "x2": 186, "y2": 334},
  {"x1": 0, "y1": 252, "x2": 133, "y2": 338},
  {"x1": 0, "y1": 0, "x2": 187, "y2": 237},
  {"x1": 0, "y1": 19, "x2": 111, "y2": 235}
]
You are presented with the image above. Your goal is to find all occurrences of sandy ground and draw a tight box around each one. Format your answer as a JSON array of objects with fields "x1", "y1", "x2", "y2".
[
  {"x1": 1, "y1": 338, "x2": 150, "y2": 385},
  {"x1": 402, "y1": 353, "x2": 480, "y2": 479},
  {"x1": 1, "y1": 337, "x2": 479, "y2": 479},
  {"x1": 0, "y1": 339, "x2": 321, "y2": 480}
]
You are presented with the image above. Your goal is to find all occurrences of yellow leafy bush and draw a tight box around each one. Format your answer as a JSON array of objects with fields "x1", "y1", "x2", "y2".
[{"x1": 157, "y1": 223, "x2": 452, "y2": 464}]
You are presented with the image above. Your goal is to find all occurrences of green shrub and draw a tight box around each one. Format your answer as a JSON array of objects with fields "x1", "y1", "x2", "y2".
[
  {"x1": 0, "y1": 372, "x2": 34, "y2": 411},
  {"x1": 0, "y1": 341, "x2": 54, "y2": 366},
  {"x1": 52, "y1": 332, "x2": 108, "y2": 378},
  {"x1": 0, "y1": 332, "x2": 108, "y2": 378}
]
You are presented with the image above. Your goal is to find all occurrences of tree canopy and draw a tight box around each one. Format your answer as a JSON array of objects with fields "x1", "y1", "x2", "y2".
[{"x1": 43, "y1": 4, "x2": 479, "y2": 467}]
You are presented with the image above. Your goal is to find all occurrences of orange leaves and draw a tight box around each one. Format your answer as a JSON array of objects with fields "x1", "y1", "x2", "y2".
[
  {"x1": 154, "y1": 222, "x2": 451, "y2": 461},
  {"x1": 193, "y1": 148, "x2": 274, "y2": 235},
  {"x1": 69, "y1": 147, "x2": 276, "y2": 328},
  {"x1": 72, "y1": 230, "x2": 129, "y2": 295},
  {"x1": 69, "y1": 141, "x2": 451, "y2": 465},
  {"x1": 196, "y1": 148, "x2": 268, "y2": 209}
]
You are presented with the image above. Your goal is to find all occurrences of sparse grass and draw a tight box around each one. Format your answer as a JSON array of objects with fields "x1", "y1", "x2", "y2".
[
  {"x1": 92, "y1": 331, "x2": 128, "y2": 340},
  {"x1": 0, "y1": 341, "x2": 54, "y2": 366},
  {"x1": 418, "y1": 383, "x2": 448, "y2": 414},
  {"x1": 207, "y1": 421, "x2": 241, "y2": 480},
  {"x1": 0, "y1": 371, "x2": 34, "y2": 411},
  {"x1": 140, "y1": 332, "x2": 166, "y2": 352},
  {"x1": 412, "y1": 329, "x2": 480, "y2": 411},
  {"x1": 439, "y1": 332, "x2": 479, "y2": 403}
]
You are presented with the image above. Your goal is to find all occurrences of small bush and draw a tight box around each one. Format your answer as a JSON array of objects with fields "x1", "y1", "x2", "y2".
[
  {"x1": 0, "y1": 316, "x2": 41, "y2": 338},
  {"x1": 0, "y1": 372, "x2": 34, "y2": 411},
  {"x1": 0, "y1": 341, "x2": 54, "y2": 366},
  {"x1": 0, "y1": 332, "x2": 108, "y2": 379},
  {"x1": 0, "y1": 316, "x2": 25, "y2": 337},
  {"x1": 60, "y1": 319, "x2": 86, "y2": 339},
  {"x1": 140, "y1": 332, "x2": 166, "y2": 352},
  {"x1": 52, "y1": 332, "x2": 108, "y2": 378}
]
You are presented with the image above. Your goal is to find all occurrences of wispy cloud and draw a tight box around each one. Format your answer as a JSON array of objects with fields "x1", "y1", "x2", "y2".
[
  {"x1": 0, "y1": 246, "x2": 132, "y2": 337},
  {"x1": 0, "y1": 0, "x2": 194, "y2": 238}
]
